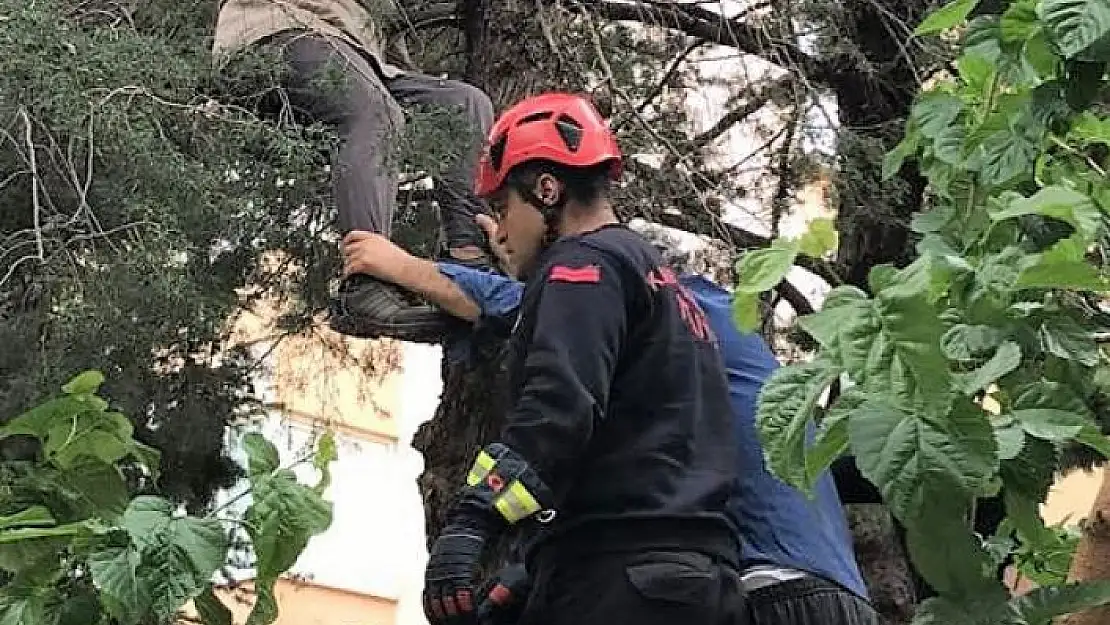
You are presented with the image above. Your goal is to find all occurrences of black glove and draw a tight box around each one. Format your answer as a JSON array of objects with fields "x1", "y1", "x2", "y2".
[
  {"x1": 477, "y1": 563, "x2": 532, "y2": 625},
  {"x1": 423, "y1": 525, "x2": 487, "y2": 625}
]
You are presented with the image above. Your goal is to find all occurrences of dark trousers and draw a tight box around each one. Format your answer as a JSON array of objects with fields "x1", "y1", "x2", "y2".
[
  {"x1": 272, "y1": 32, "x2": 495, "y2": 236},
  {"x1": 521, "y1": 549, "x2": 749, "y2": 625},
  {"x1": 748, "y1": 577, "x2": 880, "y2": 625}
]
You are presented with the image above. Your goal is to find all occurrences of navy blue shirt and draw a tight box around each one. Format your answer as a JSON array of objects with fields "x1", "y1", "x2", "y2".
[{"x1": 437, "y1": 262, "x2": 869, "y2": 599}]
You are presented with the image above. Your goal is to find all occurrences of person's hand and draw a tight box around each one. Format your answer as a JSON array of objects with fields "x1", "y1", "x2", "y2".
[
  {"x1": 423, "y1": 526, "x2": 486, "y2": 625},
  {"x1": 477, "y1": 563, "x2": 531, "y2": 625},
  {"x1": 341, "y1": 230, "x2": 412, "y2": 283},
  {"x1": 474, "y1": 214, "x2": 514, "y2": 277}
]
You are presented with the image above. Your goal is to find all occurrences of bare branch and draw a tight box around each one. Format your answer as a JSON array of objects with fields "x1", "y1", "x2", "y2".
[
  {"x1": 687, "y1": 75, "x2": 792, "y2": 153},
  {"x1": 19, "y1": 107, "x2": 44, "y2": 263}
]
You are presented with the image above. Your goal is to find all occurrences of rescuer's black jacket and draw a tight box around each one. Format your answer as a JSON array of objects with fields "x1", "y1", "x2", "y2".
[{"x1": 500, "y1": 223, "x2": 739, "y2": 559}]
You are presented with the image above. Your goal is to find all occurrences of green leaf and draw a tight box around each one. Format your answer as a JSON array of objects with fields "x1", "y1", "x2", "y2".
[
  {"x1": 0, "y1": 507, "x2": 55, "y2": 531},
  {"x1": 61, "y1": 371, "x2": 105, "y2": 396},
  {"x1": 1016, "y1": 259, "x2": 1110, "y2": 291},
  {"x1": 756, "y1": 359, "x2": 843, "y2": 490},
  {"x1": 0, "y1": 521, "x2": 98, "y2": 544},
  {"x1": 313, "y1": 430, "x2": 338, "y2": 494},
  {"x1": 849, "y1": 398, "x2": 998, "y2": 521},
  {"x1": 957, "y1": 341, "x2": 1022, "y2": 393},
  {"x1": 731, "y1": 290, "x2": 761, "y2": 333},
  {"x1": 242, "y1": 432, "x2": 280, "y2": 478},
  {"x1": 915, "y1": 0, "x2": 981, "y2": 35},
  {"x1": 912, "y1": 591, "x2": 1023, "y2": 624},
  {"x1": 121, "y1": 497, "x2": 228, "y2": 620},
  {"x1": 88, "y1": 545, "x2": 148, "y2": 625},
  {"x1": 1011, "y1": 408, "x2": 1110, "y2": 458},
  {"x1": 1039, "y1": 316, "x2": 1100, "y2": 366},
  {"x1": 1041, "y1": 0, "x2": 1110, "y2": 60},
  {"x1": 1013, "y1": 580, "x2": 1110, "y2": 624},
  {"x1": 941, "y1": 325, "x2": 1004, "y2": 361},
  {"x1": 734, "y1": 242, "x2": 800, "y2": 294},
  {"x1": 991, "y1": 186, "x2": 1102, "y2": 238},
  {"x1": 905, "y1": 495, "x2": 996, "y2": 597},
  {"x1": 994, "y1": 421, "x2": 1026, "y2": 460},
  {"x1": 974, "y1": 123, "x2": 1042, "y2": 187},
  {"x1": 911, "y1": 93, "x2": 964, "y2": 138},
  {"x1": 244, "y1": 469, "x2": 333, "y2": 625},
  {"x1": 1001, "y1": 0, "x2": 1040, "y2": 43},
  {"x1": 194, "y1": 587, "x2": 233, "y2": 625},
  {"x1": 883, "y1": 135, "x2": 918, "y2": 180},
  {"x1": 798, "y1": 286, "x2": 870, "y2": 351},
  {"x1": 1069, "y1": 112, "x2": 1110, "y2": 146},
  {"x1": 796, "y1": 218, "x2": 838, "y2": 258},
  {"x1": 0, "y1": 587, "x2": 61, "y2": 625}
]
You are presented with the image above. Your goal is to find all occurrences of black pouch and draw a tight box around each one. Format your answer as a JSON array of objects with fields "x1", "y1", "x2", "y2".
[{"x1": 624, "y1": 550, "x2": 718, "y2": 606}]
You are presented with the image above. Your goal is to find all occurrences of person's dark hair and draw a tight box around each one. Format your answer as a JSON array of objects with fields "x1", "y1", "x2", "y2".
[{"x1": 504, "y1": 159, "x2": 613, "y2": 207}]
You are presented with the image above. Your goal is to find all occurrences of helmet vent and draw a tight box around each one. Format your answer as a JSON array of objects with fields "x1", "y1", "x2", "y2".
[
  {"x1": 555, "y1": 115, "x2": 583, "y2": 152},
  {"x1": 517, "y1": 111, "x2": 554, "y2": 126},
  {"x1": 489, "y1": 133, "x2": 508, "y2": 172}
]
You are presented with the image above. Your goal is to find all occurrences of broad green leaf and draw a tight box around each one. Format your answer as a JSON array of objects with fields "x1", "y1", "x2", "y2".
[
  {"x1": 1001, "y1": 0, "x2": 1040, "y2": 43},
  {"x1": 61, "y1": 371, "x2": 105, "y2": 396},
  {"x1": 244, "y1": 469, "x2": 333, "y2": 625},
  {"x1": 905, "y1": 494, "x2": 996, "y2": 597},
  {"x1": 911, "y1": 206, "x2": 956, "y2": 234},
  {"x1": 994, "y1": 421, "x2": 1026, "y2": 460},
  {"x1": 804, "y1": 390, "x2": 865, "y2": 486},
  {"x1": 912, "y1": 591, "x2": 1024, "y2": 624},
  {"x1": 849, "y1": 398, "x2": 998, "y2": 521},
  {"x1": 941, "y1": 325, "x2": 1004, "y2": 361},
  {"x1": 313, "y1": 429, "x2": 338, "y2": 494},
  {"x1": 911, "y1": 93, "x2": 964, "y2": 138},
  {"x1": 883, "y1": 134, "x2": 919, "y2": 180},
  {"x1": 194, "y1": 587, "x2": 233, "y2": 625},
  {"x1": 756, "y1": 359, "x2": 843, "y2": 490},
  {"x1": 0, "y1": 521, "x2": 97, "y2": 543},
  {"x1": 88, "y1": 545, "x2": 147, "y2": 625},
  {"x1": 734, "y1": 242, "x2": 800, "y2": 293},
  {"x1": 864, "y1": 294, "x2": 952, "y2": 409},
  {"x1": 1041, "y1": 0, "x2": 1110, "y2": 60},
  {"x1": 1, "y1": 397, "x2": 89, "y2": 441},
  {"x1": 243, "y1": 432, "x2": 280, "y2": 478},
  {"x1": 1016, "y1": 259, "x2": 1110, "y2": 291},
  {"x1": 796, "y1": 218, "x2": 838, "y2": 258},
  {"x1": 0, "y1": 587, "x2": 61, "y2": 625},
  {"x1": 797, "y1": 286, "x2": 870, "y2": 351},
  {"x1": 0, "y1": 507, "x2": 55, "y2": 530},
  {"x1": 973, "y1": 123, "x2": 1041, "y2": 187},
  {"x1": 1013, "y1": 580, "x2": 1110, "y2": 623},
  {"x1": 957, "y1": 341, "x2": 1022, "y2": 393},
  {"x1": 991, "y1": 186, "x2": 1102, "y2": 238},
  {"x1": 731, "y1": 290, "x2": 761, "y2": 333},
  {"x1": 1011, "y1": 408, "x2": 1110, "y2": 457},
  {"x1": 915, "y1": 0, "x2": 981, "y2": 35},
  {"x1": 1069, "y1": 112, "x2": 1110, "y2": 146},
  {"x1": 1039, "y1": 316, "x2": 1100, "y2": 366},
  {"x1": 120, "y1": 497, "x2": 228, "y2": 620}
]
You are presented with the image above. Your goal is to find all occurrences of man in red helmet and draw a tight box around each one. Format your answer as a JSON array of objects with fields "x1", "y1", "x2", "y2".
[{"x1": 420, "y1": 93, "x2": 747, "y2": 625}]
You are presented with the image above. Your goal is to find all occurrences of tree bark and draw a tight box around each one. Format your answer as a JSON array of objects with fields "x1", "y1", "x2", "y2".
[{"x1": 1060, "y1": 469, "x2": 1110, "y2": 625}]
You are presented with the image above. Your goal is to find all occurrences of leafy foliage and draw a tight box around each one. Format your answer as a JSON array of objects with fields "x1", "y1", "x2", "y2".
[
  {"x1": 739, "y1": 0, "x2": 1110, "y2": 621},
  {"x1": 0, "y1": 372, "x2": 335, "y2": 625}
]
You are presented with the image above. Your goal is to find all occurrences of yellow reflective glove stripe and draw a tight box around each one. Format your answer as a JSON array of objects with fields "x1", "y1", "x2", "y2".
[
  {"x1": 466, "y1": 450, "x2": 497, "y2": 487},
  {"x1": 493, "y1": 480, "x2": 542, "y2": 524}
]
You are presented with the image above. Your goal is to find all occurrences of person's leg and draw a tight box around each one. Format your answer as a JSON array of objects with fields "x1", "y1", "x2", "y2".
[
  {"x1": 274, "y1": 33, "x2": 451, "y2": 342},
  {"x1": 278, "y1": 32, "x2": 402, "y2": 235},
  {"x1": 747, "y1": 577, "x2": 880, "y2": 625},
  {"x1": 528, "y1": 550, "x2": 748, "y2": 625},
  {"x1": 386, "y1": 73, "x2": 497, "y2": 269}
]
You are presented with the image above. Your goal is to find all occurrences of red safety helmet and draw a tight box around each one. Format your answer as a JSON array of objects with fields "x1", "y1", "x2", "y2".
[{"x1": 474, "y1": 92, "x2": 623, "y2": 198}]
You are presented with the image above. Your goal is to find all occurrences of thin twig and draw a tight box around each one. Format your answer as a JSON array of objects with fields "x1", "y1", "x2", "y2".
[{"x1": 19, "y1": 107, "x2": 45, "y2": 262}]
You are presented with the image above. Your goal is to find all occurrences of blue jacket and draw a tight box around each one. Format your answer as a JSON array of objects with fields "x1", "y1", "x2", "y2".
[{"x1": 437, "y1": 262, "x2": 869, "y2": 599}]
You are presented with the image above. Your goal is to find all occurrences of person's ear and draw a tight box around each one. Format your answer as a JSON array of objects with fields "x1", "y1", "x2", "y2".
[{"x1": 533, "y1": 173, "x2": 563, "y2": 207}]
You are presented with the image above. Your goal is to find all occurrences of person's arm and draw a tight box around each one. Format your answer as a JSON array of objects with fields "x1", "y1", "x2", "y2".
[{"x1": 484, "y1": 244, "x2": 629, "y2": 512}]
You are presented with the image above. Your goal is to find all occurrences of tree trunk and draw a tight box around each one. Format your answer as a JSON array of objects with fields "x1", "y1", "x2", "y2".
[{"x1": 1060, "y1": 469, "x2": 1110, "y2": 625}]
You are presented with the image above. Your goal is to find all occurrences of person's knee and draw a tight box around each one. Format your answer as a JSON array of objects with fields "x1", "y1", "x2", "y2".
[{"x1": 443, "y1": 81, "x2": 495, "y2": 131}]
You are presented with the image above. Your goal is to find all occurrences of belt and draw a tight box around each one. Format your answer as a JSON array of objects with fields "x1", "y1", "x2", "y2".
[{"x1": 740, "y1": 565, "x2": 812, "y2": 592}]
